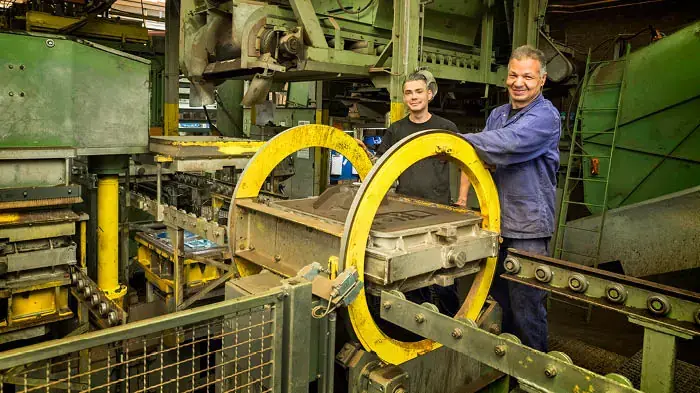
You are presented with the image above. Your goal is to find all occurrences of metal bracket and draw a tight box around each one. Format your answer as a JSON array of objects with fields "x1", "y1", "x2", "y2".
[{"x1": 380, "y1": 290, "x2": 640, "y2": 393}]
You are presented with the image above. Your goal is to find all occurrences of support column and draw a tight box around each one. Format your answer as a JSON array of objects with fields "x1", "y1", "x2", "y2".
[
  {"x1": 389, "y1": 0, "x2": 420, "y2": 124},
  {"x1": 314, "y1": 82, "x2": 329, "y2": 195},
  {"x1": 168, "y1": 226, "x2": 185, "y2": 313},
  {"x1": 631, "y1": 317, "x2": 690, "y2": 393},
  {"x1": 480, "y1": 2, "x2": 495, "y2": 83},
  {"x1": 97, "y1": 176, "x2": 126, "y2": 304},
  {"x1": 511, "y1": 0, "x2": 542, "y2": 48},
  {"x1": 164, "y1": 0, "x2": 180, "y2": 136}
]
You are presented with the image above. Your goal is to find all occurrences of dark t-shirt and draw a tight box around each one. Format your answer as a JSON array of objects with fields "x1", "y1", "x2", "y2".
[{"x1": 375, "y1": 114, "x2": 461, "y2": 204}]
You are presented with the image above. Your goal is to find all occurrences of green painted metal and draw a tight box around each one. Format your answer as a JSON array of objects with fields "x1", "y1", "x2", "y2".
[
  {"x1": 0, "y1": 32, "x2": 150, "y2": 155},
  {"x1": 580, "y1": 21, "x2": 700, "y2": 212}
]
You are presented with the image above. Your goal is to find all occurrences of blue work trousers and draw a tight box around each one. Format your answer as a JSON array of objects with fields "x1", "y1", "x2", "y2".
[{"x1": 491, "y1": 237, "x2": 549, "y2": 352}]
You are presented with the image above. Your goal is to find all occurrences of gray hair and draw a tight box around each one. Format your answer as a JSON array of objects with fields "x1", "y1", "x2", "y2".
[
  {"x1": 510, "y1": 45, "x2": 547, "y2": 77},
  {"x1": 403, "y1": 72, "x2": 429, "y2": 88}
]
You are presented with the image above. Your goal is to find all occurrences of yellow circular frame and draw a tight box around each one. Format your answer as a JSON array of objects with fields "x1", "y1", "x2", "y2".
[
  {"x1": 229, "y1": 125, "x2": 500, "y2": 366},
  {"x1": 339, "y1": 130, "x2": 500, "y2": 365}
]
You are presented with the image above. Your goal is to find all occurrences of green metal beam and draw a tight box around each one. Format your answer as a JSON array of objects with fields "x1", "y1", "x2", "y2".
[{"x1": 289, "y1": 0, "x2": 329, "y2": 48}]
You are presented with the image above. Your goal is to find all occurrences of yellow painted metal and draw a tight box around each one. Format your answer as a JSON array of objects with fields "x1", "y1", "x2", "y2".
[
  {"x1": 97, "y1": 176, "x2": 126, "y2": 303},
  {"x1": 230, "y1": 125, "x2": 499, "y2": 366},
  {"x1": 232, "y1": 124, "x2": 373, "y2": 200},
  {"x1": 10, "y1": 287, "x2": 70, "y2": 323},
  {"x1": 233, "y1": 257, "x2": 262, "y2": 277},
  {"x1": 229, "y1": 124, "x2": 372, "y2": 271},
  {"x1": 135, "y1": 240, "x2": 222, "y2": 291},
  {"x1": 80, "y1": 221, "x2": 87, "y2": 269},
  {"x1": 341, "y1": 131, "x2": 500, "y2": 365},
  {"x1": 164, "y1": 103, "x2": 179, "y2": 136},
  {"x1": 25, "y1": 11, "x2": 149, "y2": 43},
  {"x1": 0, "y1": 213, "x2": 20, "y2": 224},
  {"x1": 390, "y1": 102, "x2": 406, "y2": 124}
]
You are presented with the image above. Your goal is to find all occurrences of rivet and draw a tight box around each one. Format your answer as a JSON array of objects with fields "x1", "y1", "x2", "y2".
[
  {"x1": 274, "y1": 254, "x2": 281, "y2": 262},
  {"x1": 451, "y1": 328, "x2": 463, "y2": 339},
  {"x1": 19, "y1": 92, "x2": 24, "y2": 97},
  {"x1": 414, "y1": 314, "x2": 425, "y2": 324},
  {"x1": 8, "y1": 91, "x2": 14, "y2": 97},
  {"x1": 8, "y1": 64, "x2": 13, "y2": 69},
  {"x1": 19, "y1": 65, "x2": 25, "y2": 70},
  {"x1": 46, "y1": 39, "x2": 55, "y2": 48},
  {"x1": 382, "y1": 301, "x2": 392, "y2": 310}
]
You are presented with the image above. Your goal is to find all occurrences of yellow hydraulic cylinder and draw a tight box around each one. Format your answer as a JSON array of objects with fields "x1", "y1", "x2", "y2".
[{"x1": 97, "y1": 176, "x2": 125, "y2": 302}]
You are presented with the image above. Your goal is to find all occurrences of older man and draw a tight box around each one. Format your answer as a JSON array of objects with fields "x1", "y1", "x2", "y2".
[{"x1": 459, "y1": 45, "x2": 561, "y2": 351}]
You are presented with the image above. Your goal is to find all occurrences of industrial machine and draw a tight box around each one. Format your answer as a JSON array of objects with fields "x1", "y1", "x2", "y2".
[
  {"x1": 0, "y1": 125, "x2": 696, "y2": 393},
  {"x1": 0, "y1": 30, "x2": 149, "y2": 342},
  {"x1": 554, "y1": 21, "x2": 700, "y2": 278}
]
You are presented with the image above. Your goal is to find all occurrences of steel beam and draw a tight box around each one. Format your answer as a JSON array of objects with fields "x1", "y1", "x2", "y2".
[
  {"x1": 502, "y1": 249, "x2": 700, "y2": 337},
  {"x1": 288, "y1": 0, "x2": 329, "y2": 48},
  {"x1": 389, "y1": 0, "x2": 420, "y2": 123},
  {"x1": 380, "y1": 291, "x2": 640, "y2": 393}
]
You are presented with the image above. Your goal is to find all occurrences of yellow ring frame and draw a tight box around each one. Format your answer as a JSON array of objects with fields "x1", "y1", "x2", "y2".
[
  {"x1": 339, "y1": 130, "x2": 500, "y2": 365},
  {"x1": 229, "y1": 125, "x2": 500, "y2": 366}
]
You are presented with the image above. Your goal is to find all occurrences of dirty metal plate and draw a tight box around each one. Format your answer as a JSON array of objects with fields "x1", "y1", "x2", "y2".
[
  {"x1": 276, "y1": 192, "x2": 481, "y2": 235},
  {"x1": 0, "y1": 209, "x2": 80, "y2": 228},
  {"x1": 149, "y1": 136, "x2": 264, "y2": 159}
]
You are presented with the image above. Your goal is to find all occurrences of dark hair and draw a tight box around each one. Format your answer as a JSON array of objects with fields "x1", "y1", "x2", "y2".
[
  {"x1": 510, "y1": 45, "x2": 547, "y2": 76},
  {"x1": 403, "y1": 72, "x2": 429, "y2": 89}
]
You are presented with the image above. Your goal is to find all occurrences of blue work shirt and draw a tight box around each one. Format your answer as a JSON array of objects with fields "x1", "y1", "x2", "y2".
[{"x1": 463, "y1": 94, "x2": 561, "y2": 239}]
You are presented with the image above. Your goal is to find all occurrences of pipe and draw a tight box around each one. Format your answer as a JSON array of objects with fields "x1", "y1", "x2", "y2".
[
  {"x1": 326, "y1": 312, "x2": 337, "y2": 393},
  {"x1": 97, "y1": 176, "x2": 120, "y2": 295},
  {"x1": 318, "y1": 312, "x2": 329, "y2": 393},
  {"x1": 548, "y1": 0, "x2": 664, "y2": 13}
]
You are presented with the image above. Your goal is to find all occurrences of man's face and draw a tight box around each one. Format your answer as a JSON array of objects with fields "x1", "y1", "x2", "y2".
[
  {"x1": 506, "y1": 57, "x2": 546, "y2": 108},
  {"x1": 403, "y1": 80, "x2": 433, "y2": 113}
]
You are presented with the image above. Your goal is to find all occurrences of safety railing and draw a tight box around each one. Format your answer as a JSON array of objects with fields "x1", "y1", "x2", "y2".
[{"x1": 0, "y1": 285, "x2": 300, "y2": 393}]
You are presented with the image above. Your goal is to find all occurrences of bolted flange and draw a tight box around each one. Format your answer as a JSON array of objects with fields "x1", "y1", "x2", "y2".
[
  {"x1": 534, "y1": 265, "x2": 553, "y2": 283},
  {"x1": 605, "y1": 283, "x2": 628, "y2": 304},
  {"x1": 503, "y1": 256, "x2": 521, "y2": 274},
  {"x1": 647, "y1": 295, "x2": 671, "y2": 316},
  {"x1": 567, "y1": 273, "x2": 589, "y2": 293}
]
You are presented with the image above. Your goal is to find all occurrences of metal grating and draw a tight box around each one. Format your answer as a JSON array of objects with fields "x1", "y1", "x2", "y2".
[{"x1": 0, "y1": 290, "x2": 284, "y2": 393}]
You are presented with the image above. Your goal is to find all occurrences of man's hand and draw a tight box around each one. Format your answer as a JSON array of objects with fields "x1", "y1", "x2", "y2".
[
  {"x1": 355, "y1": 138, "x2": 373, "y2": 159},
  {"x1": 454, "y1": 197, "x2": 468, "y2": 207}
]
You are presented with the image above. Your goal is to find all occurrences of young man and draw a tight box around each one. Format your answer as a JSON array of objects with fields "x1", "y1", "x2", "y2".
[
  {"x1": 459, "y1": 45, "x2": 561, "y2": 352},
  {"x1": 368, "y1": 72, "x2": 461, "y2": 205},
  {"x1": 361, "y1": 72, "x2": 462, "y2": 315}
]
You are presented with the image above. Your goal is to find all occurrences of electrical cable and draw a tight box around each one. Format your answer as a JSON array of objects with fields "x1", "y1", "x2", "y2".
[{"x1": 202, "y1": 105, "x2": 221, "y2": 136}]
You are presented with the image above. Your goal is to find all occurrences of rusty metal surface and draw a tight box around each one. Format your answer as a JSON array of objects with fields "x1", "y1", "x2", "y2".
[
  {"x1": 276, "y1": 186, "x2": 481, "y2": 235},
  {"x1": 0, "y1": 197, "x2": 83, "y2": 211}
]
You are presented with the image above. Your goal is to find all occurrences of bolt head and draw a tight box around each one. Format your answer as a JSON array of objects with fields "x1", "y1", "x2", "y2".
[
  {"x1": 382, "y1": 301, "x2": 392, "y2": 310},
  {"x1": 46, "y1": 39, "x2": 55, "y2": 48},
  {"x1": 494, "y1": 345, "x2": 506, "y2": 356},
  {"x1": 451, "y1": 328, "x2": 463, "y2": 339},
  {"x1": 415, "y1": 314, "x2": 425, "y2": 324},
  {"x1": 544, "y1": 365, "x2": 557, "y2": 378},
  {"x1": 274, "y1": 254, "x2": 281, "y2": 262},
  {"x1": 488, "y1": 324, "x2": 501, "y2": 334}
]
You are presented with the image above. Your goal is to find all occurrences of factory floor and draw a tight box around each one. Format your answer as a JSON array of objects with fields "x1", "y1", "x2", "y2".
[{"x1": 547, "y1": 267, "x2": 700, "y2": 392}]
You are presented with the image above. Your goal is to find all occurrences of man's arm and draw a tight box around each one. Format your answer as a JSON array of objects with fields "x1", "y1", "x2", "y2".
[
  {"x1": 456, "y1": 171, "x2": 470, "y2": 206},
  {"x1": 463, "y1": 110, "x2": 559, "y2": 166}
]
